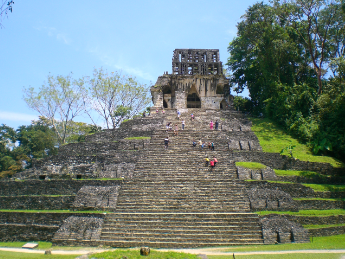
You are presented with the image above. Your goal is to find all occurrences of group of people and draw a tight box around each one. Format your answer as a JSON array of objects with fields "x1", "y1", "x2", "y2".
[
  {"x1": 193, "y1": 139, "x2": 215, "y2": 150},
  {"x1": 205, "y1": 157, "x2": 218, "y2": 171},
  {"x1": 166, "y1": 122, "x2": 182, "y2": 136},
  {"x1": 209, "y1": 120, "x2": 219, "y2": 130}
]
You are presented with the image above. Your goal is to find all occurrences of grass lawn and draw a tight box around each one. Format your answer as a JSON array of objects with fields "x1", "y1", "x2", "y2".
[
  {"x1": 273, "y1": 169, "x2": 329, "y2": 180},
  {"x1": 235, "y1": 162, "x2": 267, "y2": 169},
  {"x1": 0, "y1": 251, "x2": 79, "y2": 259},
  {"x1": 208, "y1": 254, "x2": 343, "y2": 259},
  {"x1": 0, "y1": 209, "x2": 111, "y2": 214},
  {"x1": 256, "y1": 209, "x2": 345, "y2": 216},
  {"x1": 293, "y1": 197, "x2": 344, "y2": 201},
  {"x1": 217, "y1": 234, "x2": 345, "y2": 252},
  {"x1": 250, "y1": 117, "x2": 343, "y2": 168},
  {"x1": 302, "y1": 184, "x2": 345, "y2": 192},
  {"x1": 91, "y1": 249, "x2": 198, "y2": 259},
  {"x1": 124, "y1": 136, "x2": 151, "y2": 140},
  {"x1": 304, "y1": 223, "x2": 345, "y2": 229}
]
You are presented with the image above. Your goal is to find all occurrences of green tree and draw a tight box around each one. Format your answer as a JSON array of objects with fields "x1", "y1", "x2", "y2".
[
  {"x1": 16, "y1": 121, "x2": 58, "y2": 159},
  {"x1": 228, "y1": 0, "x2": 345, "y2": 161},
  {"x1": 23, "y1": 73, "x2": 86, "y2": 144},
  {"x1": 0, "y1": 124, "x2": 25, "y2": 178},
  {"x1": 233, "y1": 96, "x2": 252, "y2": 113},
  {"x1": 86, "y1": 68, "x2": 151, "y2": 129},
  {"x1": 288, "y1": 0, "x2": 344, "y2": 94}
]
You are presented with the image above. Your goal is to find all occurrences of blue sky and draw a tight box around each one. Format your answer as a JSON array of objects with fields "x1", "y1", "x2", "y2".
[{"x1": 0, "y1": 0, "x2": 258, "y2": 129}]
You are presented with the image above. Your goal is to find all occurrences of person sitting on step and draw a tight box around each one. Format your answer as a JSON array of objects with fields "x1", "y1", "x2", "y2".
[
  {"x1": 210, "y1": 159, "x2": 215, "y2": 171},
  {"x1": 213, "y1": 157, "x2": 218, "y2": 167},
  {"x1": 204, "y1": 157, "x2": 209, "y2": 167},
  {"x1": 174, "y1": 124, "x2": 178, "y2": 136}
]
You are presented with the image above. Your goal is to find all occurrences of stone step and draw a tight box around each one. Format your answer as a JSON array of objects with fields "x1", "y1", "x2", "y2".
[
  {"x1": 100, "y1": 233, "x2": 263, "y2": 241},
  {"x1": 114, "y1": 209, "x2": 251, "y2": 213},
  {"x1": 103, "y1": 219, "x2": 260, "y2": 225},
  {"x1": 54, "y1": 239, "x2": 263, "y2": 248}
]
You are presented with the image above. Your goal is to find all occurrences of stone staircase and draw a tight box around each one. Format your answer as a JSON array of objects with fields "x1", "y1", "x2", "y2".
[
  {"x1": 99, "y1": 213, "x2": 263, "y2": 248},
  {"x1": 97, "y1": 109, "x2": 264, "y2": 248}
]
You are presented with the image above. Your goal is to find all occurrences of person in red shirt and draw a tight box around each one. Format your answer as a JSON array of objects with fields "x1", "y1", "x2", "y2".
[
  {"x1": 210, "y1": 160, "x2": 215, "y2": 171},
  {"x1": 213, "y1": 157, "x2": 218, "y2": 167}
]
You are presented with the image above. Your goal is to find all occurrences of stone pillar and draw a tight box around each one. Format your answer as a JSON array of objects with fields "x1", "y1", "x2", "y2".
[
  {"x1": 152, "y1": 92, "x2": 163, "y2": 108},
  {"x1": 175, "y1": 91, "x2": 187, "y2": 109}
]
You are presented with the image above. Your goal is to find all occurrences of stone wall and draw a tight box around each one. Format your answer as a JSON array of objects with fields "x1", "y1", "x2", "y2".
[
  {"x1": 0, "y1": 212, "x2": 106, "y2": 242},
  {"x1": 14, "y1": 153, "x2": 142, "y2": 180},
  {"x1": 237, "y1": 166, "x2": 277, "y2": 180},
  {"x1": 53, "y1": 216, "x2": 104, "y2": 242},
  {"x1": 260, "y1": 215, "x2": 309, "y2": 244},
  {"x1": 0, "y1": 196, "x2": 75, "y2": 210},
  {"x1": 84, "y1": 117, "x2": 164, "y2": 143},
  {"x1": 276, "y1": 175, "x2": 345, "y2": 185},
  {"x1": 246, "y1": 188, "x2": 297, "y2": 211},
  {"x1": 295, "y1": 200, "x2": 344, "y2": 210},
  {"x1": 0, "y1": 224, "x2": 59, "y2": 242},
  {"x1": 283, "y1": 215, "x2": 345, "y2": 225},
  {"x1": 72, "y1": 186, "x2": 120, "y2": 211},
  {"x1": 58, "y1": 139, "x2": 150, "y2": 156},
  {"x1": 244, "y1": 181, "x2": 316, "y2": 198},
  {"x1": 0, "y1": 180, "x2": 122, "y2": 196},
  {"x1": 308, "y1": 226, "x2": 345, "y2": 237}
]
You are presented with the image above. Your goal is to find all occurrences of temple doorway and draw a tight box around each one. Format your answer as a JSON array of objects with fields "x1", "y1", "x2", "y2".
[
  {"x1": 220, "y1": 99, "x2": 227, "y2": 109},
  {"x1": 187, "y1": 89, "x2": 201, "y2": 108}
]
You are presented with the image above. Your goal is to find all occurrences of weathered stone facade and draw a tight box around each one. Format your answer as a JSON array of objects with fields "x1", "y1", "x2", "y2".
[
  {"x1": 246, "y1": 188, "x2": 297, "y2": 211},
  {"x1": 260, "y1": 215, "x2": 309, "y2": 244},
  {"x1": 72, "y1": 186, "x2": 120, "y2": 211},
  {"x1": 151, "y1": 49, "x2": 231, "y2": 110},
  {"x1": 53, "y1": 216, "x2": 104, "y2": 242},
  {"x1": 237, "y1": 166, "x2": 277, "y2": 180}
]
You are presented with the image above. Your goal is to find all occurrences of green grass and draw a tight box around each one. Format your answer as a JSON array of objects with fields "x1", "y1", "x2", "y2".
[
  {"x1": 75, "y1": 178, "x2": 123, "y2": 181},
  {"x1": 208, "y1": 254, "x2": 342, "y2": 259},
  {"x1": 214, "y1": 234, "x2": 345, "y2": 252},
  {"x1": 302, "y1": 184, "x2": 345, "y2": 192},
  {"x1": 235, "y1": 162, "x2": 267, "y2": 169},
  {"x1": 0, "y1": 209, "x2": 111, "y2": 214},
  {"x1": 124, "y1": 136, "x2": 151, "y2": 140},
  {"x1": 266, "y1": 180, "x2": 295, "y2": 184},
  {"x1": 293, "y1": 197, "x2": 344, "y2": 201},
  {"x1": 0, "y1": 251, "x2": 78, "y2": 259},
  {"x1": 273, "y1": 170, "x2": 328, "y2": 179},
  {"x1": 303, "y1": 223, "x2": 345, "y2": 229},
  {"x1": 250, "y1": 117, "x2": 343, "y2": 168},
  {"x1": 91, "y1": 249, "x2": 198, "y2": 259},
  {"x1": 256, "y1": 209, "x2": 345, "y2": 216}
]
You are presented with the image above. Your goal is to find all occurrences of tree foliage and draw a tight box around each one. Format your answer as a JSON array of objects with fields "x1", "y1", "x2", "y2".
[
  {"x1": 23, "y1": 74, "x2": 86, "y2": 144},
  {"x1": 0, "y1": 0, "x2": 14, "y2": 28},
  {"x1": 23, "y1": 69, "x2": 151, "y2": 132},
  {"x1": 228, "y1": 0, "x2": 345, "y2": 161},
  {"x1": 0, "y1": 118, "x2": 99, "y2": 178},
  {"x1": 85, "y1": 68, "x2": 151, "y2": 129}
]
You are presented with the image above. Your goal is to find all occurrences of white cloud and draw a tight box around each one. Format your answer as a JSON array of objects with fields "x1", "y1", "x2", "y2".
[
  {"x1": 35, "y1": 26, "x2": 72, "y2": 45},
  {"x1": 86, "y1": 46, "x2": 155, "y2": 82},
  {"x1": 226, "y1": 29, "x2": 236, "y2": 37},
  {"x1": 0, "y1": 111, "x2": 38, "y2": 122}
]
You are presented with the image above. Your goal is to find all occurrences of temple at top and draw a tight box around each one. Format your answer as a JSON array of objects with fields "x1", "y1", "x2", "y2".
[{"x1": 151, "y1": 49, "x2": 232, "y2": 110}]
